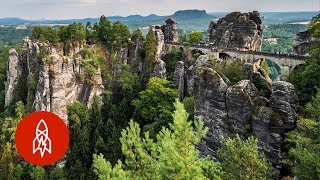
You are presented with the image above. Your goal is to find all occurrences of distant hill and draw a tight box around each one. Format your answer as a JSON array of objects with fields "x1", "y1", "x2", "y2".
[
  {"x1": 169, "y1": 10, "x2": 213, "y2": 20},
  {"x1": 0, "y1": 18, "x2": 28, "y2": 25},
  {"x1": 261, "y1": 11, "x2": 318, "y2": 20}
]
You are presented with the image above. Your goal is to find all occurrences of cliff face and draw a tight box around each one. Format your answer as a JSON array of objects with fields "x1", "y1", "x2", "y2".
[
  {"x1": 206, "y1": 11, "x2": 263, "y2": 51},
  {"x1": 293, "y1": 29, "x2": 313, "y2": 56},
  {"x1": 5, "y1": 49, "x2": 20, "y2": 106},
  {"x1": 5, "y1": 38, "x2": 104, "y2": 122},
  {"x1": 194, "y1": 66, "x2": 298, "y2": 175},
  {"x1": 162, "y1": 18, "x2": 179, "y2": 43}
]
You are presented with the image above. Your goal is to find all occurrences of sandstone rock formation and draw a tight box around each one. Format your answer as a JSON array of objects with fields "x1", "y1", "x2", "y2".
[
  {"x1": 206, "y1": 11, "x2": 263, "y2": 51},
  {"x1": 151, "y1": 25, "x2": 165, "y2": 59},
  {"x1": 128, "y1": 33, "x2": 145, "y2": 74},
  {"x1": 172, "y1": 61, "x2": 185, "y2": 100},
  {"x1": 293, "y1": 29, "x2": 313, "y2": 56},
  {"x1": 269, "y1": 81, "x2": 299, "y2": 128},
  {"x1": 5, "y1": 49, "x2": 20, "y2": 106},
  {"x1": 226, "y1": 80, "x2": 258, "y2": 134},
  {"x1": 5, "y1": 39, "x2": 104, "y2": 123},
  {"x1": 193, "y1": 64, "x2": 298, "y2": 176},
  {"x1": 162, "y1": 18, "x2": 179, "y2": 43},
  {"x1": 153, "y1": 60, "x2": 167, "y2": 79},
  {"x1": 194, "y1": 67, "x2": 229, "y2": 156}
]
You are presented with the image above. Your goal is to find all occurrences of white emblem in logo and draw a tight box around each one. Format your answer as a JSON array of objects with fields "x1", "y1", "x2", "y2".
[{"x1": 33, "y1": 119, "x2": 52, "y2": 158}]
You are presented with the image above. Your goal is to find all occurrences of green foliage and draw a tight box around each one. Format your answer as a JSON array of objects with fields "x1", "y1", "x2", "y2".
[
  {"x1": 30, "y1": 166, "x2": 47, "y2": 180},
  {"x1": 0, "y1": 47, "x2": 9, "y2": 112},
  {"x1": 65, "y1": 101, "x2": 91, "y2": 179},
  {"x1": 210, "y1": 56, "x2": 247, "y2": 85},
  {"x1": 262, "y1": 24, "x2": 307, "y2": 54},
  {"x1": 31, "y1": 26, "x2": 59, "y2": 43},
  {"x1": 49, "y1": 167, "x2": 66, "y2": 180},
  {"x1": 188, "y1": 31, "x2": 203, "y2": 44},
  {"x1": 32, "y1": 23, "x2": 86, "y2": 43},
  {"x1": 183, "y1": 96, "x2": 194, "y2": 122},
  {"x1": 131, "y1": 29, "x2": 143, "y2": 40},
  {"x1": 285, "y1": 118, "x2": 320, "y2": 179},
  {"x1": 252, "y1": 74, "x2": 272, "y2": 98},
  {"x1": 288, "y1": 15, "x2": 320, "y2": 105},
  {"x1": 0, "y1": 101, "x2": 25, "y2": 179},
  {"x1": 92, "y1": 100, "x2": 222, "y2": 179},
  {"x1": 306, "y1": 91, "x2": 320, "y2": 121},
  {"x1": 145, "y1": 28, "x2": 158, "y2": 70},
  {"x1": 96, "y1": 16, "x2": 130, "y2": 50},
  {"x1": 0, "y1": 26, "x2": 32, "y2": 48},
  {"x1": 162, "y1": 48, "x2": 184, "y2": 81},
  {"x1": 133, "y1": 77, "x2": 179, "y2": 136},
  {"x1": 218, "y1": 135, "x2": 271, "y2": 180}
]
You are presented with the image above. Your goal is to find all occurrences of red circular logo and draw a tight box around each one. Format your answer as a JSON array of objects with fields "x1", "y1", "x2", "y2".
[{"x1": 15, "y1": 111, "x2": 69, "y2": 166}]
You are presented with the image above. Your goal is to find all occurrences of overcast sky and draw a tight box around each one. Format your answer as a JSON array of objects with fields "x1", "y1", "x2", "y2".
[{"x1": 0, "y1": 0, "x2": 319, "y2": 19}]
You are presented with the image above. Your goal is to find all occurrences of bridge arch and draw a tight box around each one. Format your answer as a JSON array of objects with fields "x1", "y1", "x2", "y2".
[{"x1": 219, "y1": 52, "x2": 232, "y2": 60}]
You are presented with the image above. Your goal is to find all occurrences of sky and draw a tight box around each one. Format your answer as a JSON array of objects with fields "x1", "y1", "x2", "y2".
[{"x1": 0, "y1": 0, "x2": 319, "y2": 19}]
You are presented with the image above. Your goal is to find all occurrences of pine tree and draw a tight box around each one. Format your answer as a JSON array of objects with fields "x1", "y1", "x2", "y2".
[
  {"x1": 65, "y1": 101, "x2": 91, "y2": 179},
  {"x1": 92, "y1": 100, "x2": 222, "y2": 179},
  {"x1": 218, "y1": 135, "x2": 271, "y2": 180},
  {"x1": 145, "y1": 28, "x2": 158, "y2": 71}
]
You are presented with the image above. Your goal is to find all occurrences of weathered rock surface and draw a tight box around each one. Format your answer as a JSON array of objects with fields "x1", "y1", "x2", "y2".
[
  {"x1": 128, "y1": 34, "x2": 145, "y2": 74},
  {"x1": 269, "y1": 81, "x2": 299, "y2": 128},
  {"x1": 5, "y1": 39, "x2": 104, "y2": 123},
  {"x1": 172, "y1": 61, "x2": 185, "y2": 100},
  {"x1": 206, "y1": 11, "x2": 263, "y2": 51},
  {"x1": 153, "y1": 59, "x2": 167, "y2": 79},
  {"x1": 193, "y1": 66, "x2": 298, "y2": 177},
  {"x1": 194, "y1": 67, "x2": 229, "y2": 156},
  {"x1": 5, "y1": 49, "x2": 20, "y2": 106},
  {"x1": 226, "y1": 80, "x2": 258, "y2": 134},
  {"x1": 162, "y1": 18, "x2": 179, "y2": 43},
  {"x1": 252, "y1": 107, "x2": 283, "y2": 171},
  {"x1": 151, "y1": 25, "x2": 165, "y2": 59},
  {"x1": 293, "y1": 30, "x2": 313, "y2": 56}
]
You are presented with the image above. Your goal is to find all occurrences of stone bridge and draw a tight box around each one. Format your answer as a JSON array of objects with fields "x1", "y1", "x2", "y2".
[{"x1": 164, "y1": 43, "x2": 308, "y2": 78}]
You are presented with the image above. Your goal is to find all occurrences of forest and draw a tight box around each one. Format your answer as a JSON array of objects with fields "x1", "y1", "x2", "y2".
[{"x1": 0, "y1": 13, "x2": 319, "y2": 180}]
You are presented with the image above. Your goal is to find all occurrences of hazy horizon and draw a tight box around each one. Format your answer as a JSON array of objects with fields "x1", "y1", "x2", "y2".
[{"x1": 0, "y1": 0, "x2": 319, "y2": 20}]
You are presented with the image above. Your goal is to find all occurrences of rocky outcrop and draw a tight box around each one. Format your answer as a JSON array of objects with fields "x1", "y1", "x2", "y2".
[
  {"x1": 293, "y1": 30, "x2": 313, "y2": 56},
  {"x1": 151, "y1": 25, "x2": 165, "y2": 59},
  {"x1": 194, "y1": 67, "x2": 229, "y2": 156},
  {"x1": 206, "y1": 11, "x2": 263, "y2": 51},
  {"x1": 153, "y1": 60, "x2": 166, "y2": 79},
  {"x1": 128, "y1": 33, "x2": 145, "y2": 74},
  {"x1": 5, "y1": 39, "x2": 104, "y2": 123},
  {"x1": 173, "y1": 61, "x2": 185, "y2": 100},
  {"x1": 162, "y1": 18, "x2": 179, "y2": 43},
  {"x1": 33, "y1": 46, "x2": 104, "y2": 123},
  {"x1": 193, "y1": 65, "x2": 298, "y2": 177},
  {"x1": 252, "y1": 107, "x2": 283, "y2": 173},
  {"x1": 5, "y1": 49, "x2": 20, "y2": 106},
  {"x1": 226, "y1": 80, "x2": 258, "y2": 134},
  {"x1": 269, "y1": 81, "x2": 299, "y2": 128}
]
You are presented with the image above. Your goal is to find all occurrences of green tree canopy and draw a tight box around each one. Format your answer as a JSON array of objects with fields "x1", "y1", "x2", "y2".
[
  {"x1": 218, "y1": 135, "x2": 271, "y2": 180},
  {"x1": 133, "y1": 77, "x2": 178, "y2": 136},
  {"x1": 145, "y1": 28, "x2": 158, "y2": 70},
  {"x1": 92, "y1": 100, "x2": 222, "y2": 180},
  {"x1": 188, "y1": 31, "x2": 203, "y2": 44},
  {"x1": 288, "y1": 13, "x2": 320, "y2": 105}
]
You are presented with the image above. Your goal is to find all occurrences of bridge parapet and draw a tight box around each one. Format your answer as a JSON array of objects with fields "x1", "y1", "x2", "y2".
[{"x1": 165, "y1": 42, "x2": 309, "y2": 61}]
